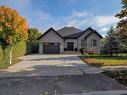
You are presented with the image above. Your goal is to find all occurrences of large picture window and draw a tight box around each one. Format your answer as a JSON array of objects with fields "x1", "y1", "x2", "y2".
[{"x1": 91, "y1": 39, "x2": 97, "y2": 46}]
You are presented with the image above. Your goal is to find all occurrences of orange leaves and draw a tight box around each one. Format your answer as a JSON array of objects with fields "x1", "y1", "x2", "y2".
[
  {"x1": 5, "y1": 22, "x2": 11, "y2": 28},
  {"x1": 0, "y1": 6, "x2": 29, "y2": 45}
]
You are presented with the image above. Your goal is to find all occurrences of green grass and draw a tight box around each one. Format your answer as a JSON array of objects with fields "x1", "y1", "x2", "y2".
[{"x1": 80, "y1": 54, "x2": 127, "y2": 66}]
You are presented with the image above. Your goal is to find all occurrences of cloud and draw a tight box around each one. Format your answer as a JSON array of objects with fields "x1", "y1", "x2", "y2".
[
  {"x1": 98, "y1": 27, "x2": 109, "y2": 37},
  {"x1": 57, "y1": 12, "x2": 119, "y2": 37},
  {"x1": 64, "y1": 10, "x2": 90, "y2": 28},
  {"x1": 64, "y1": 13, "x2": 119, "y2": 31},
  {"x1": 93, "y1": 15, "x2": 119, "y2": 27},
  {"x1": 71, "y1": 10, "x2": 88, "y2": 17},
  {"x1": 100, "y1": 27, "x2": 109, "y2": 32}
]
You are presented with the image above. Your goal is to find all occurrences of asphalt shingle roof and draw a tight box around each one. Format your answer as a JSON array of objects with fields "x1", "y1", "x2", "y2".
[
  {"x1": 57, "y1": 27, "x2": 81, "y2": 37},
  {"x1": 37, "y1": 27, "x2": 103, "y2": 40},
  {"x1": 63, "y1": 32, "x2": 82, "y2": 39}
]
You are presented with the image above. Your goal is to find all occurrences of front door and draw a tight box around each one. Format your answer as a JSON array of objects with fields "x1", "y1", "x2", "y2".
[{"x1": 67, "y1": 42, "x2": 74, "y2": 51}]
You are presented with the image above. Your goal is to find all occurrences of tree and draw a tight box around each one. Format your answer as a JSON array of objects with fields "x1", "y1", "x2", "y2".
[
  {"x1": 27, "y1": 28, "x2": 41, "y2": 54},
  {"x1": 115, "y1": 0, "x2": 127, "y2": 46},
  {"x1": 0, "y1": 6, "x2": 29, "y2": 64},
  {"x1": 101, "y1": 27, "x2": 120, "y2": 56},
  {"x1": 0, "y1": 38, "x2": 8, "y2": 63}
]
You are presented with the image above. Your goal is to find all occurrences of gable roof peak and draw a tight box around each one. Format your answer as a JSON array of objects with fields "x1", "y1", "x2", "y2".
[
  {"x1": 86, "y1": 27, "x2": 93, "y2": 31},
  {"x1": 49, "y1": 27, "x2": 55, "y2": 30},
  {"x1": 37, "y1": 27, "x2": 63, "y2": 40}
]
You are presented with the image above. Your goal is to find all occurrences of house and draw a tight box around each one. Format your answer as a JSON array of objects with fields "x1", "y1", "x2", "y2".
[{"x1": 38, "y1": 27, "x2": 103, "y2": 54}]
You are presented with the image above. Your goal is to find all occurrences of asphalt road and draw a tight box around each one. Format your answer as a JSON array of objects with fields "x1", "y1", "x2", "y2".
[{"x1": 0, "y1": 74, "x2": 126, "y2": 95}]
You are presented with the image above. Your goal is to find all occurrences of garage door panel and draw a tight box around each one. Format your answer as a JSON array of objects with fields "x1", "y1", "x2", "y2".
[{"x1": 43, "y1": 43, "x2": 60, "y2": 54}]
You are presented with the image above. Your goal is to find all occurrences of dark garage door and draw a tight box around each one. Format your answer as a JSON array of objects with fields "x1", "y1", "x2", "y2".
[{"x1": 43, "y1": 42, "x2": 60, "y2": 54}]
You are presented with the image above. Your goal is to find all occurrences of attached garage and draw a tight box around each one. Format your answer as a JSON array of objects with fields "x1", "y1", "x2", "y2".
[
  {"x1": 38, "y1": 28, "x2": 64, "y2": 54},
  {"x1": 43, "y1": 42, "x2": 60, "y2": 54}
]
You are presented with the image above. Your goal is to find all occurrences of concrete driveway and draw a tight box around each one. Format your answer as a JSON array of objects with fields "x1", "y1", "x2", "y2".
[
  {"x1": 0, "y1": 54, "x2": 127, "y2": 95},
  {"x1": 0, "y1": 54, "x2": 102, "y2": 77}
]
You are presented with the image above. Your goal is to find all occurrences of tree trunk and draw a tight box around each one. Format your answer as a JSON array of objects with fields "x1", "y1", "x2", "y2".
[{"x1": 9, "y1": 46, "x2": 12, "y2": 64}]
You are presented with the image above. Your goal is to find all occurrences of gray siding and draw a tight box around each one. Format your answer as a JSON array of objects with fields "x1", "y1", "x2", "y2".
[
  {"x1": 78, "y1": 30, "x2": 91, "y2": 50},
  {"x1": 39, "y1": 30, "x2": 64, "y2": 54},
  {"x1": 78, "y1": 31, "x2": 101, "y2": 53},
  {"x1": 86, "y1": 33, "x2": 101, "y2": 53}
]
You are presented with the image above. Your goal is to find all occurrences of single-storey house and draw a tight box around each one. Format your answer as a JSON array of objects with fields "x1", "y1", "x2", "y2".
[{"x1": 38, "y1": 27, "x2": 103, "y2": 54}]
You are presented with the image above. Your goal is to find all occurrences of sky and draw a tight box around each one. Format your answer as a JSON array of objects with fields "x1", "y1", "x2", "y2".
[{"x1": 0, "y1": 0, "x2": 122, "y2": 36}]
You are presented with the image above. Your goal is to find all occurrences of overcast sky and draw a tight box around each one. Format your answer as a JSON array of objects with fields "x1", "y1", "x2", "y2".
[{"x1": 0, "y1": 0, "x2": 122, "y2": 36}]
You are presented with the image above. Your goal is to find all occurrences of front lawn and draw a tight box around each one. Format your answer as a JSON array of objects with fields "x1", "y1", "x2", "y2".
[{"x1": 80, "y1": 54, "x2": 127, "y2": 66}]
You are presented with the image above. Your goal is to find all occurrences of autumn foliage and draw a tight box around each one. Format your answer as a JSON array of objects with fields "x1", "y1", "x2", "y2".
[
  {"x1": 115, "y1": 0, "x2": 127, "y2": 45},
  {"x1": 0, "y1": 6, "x2": 29, "y2": 45}
]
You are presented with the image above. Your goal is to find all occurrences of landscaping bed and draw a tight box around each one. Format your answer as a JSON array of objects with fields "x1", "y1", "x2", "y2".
[
  {"x1": 80, "y1": 54, "x2": 127, "y2": 66},
  {"x1": 103, "y1": 71, "x2": 127, "y2": 87}
]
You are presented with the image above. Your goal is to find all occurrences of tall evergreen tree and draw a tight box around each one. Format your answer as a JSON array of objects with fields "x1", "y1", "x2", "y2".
[{"x1": 102, "y1": 27, "x2": 120, "y2": 56}]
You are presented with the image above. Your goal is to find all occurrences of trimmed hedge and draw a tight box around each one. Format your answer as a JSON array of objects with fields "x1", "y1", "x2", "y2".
[
  {"x1": 0, "y1": 41, "x2": 26, "y2": 64},
  {"x1": 26, "y1": 42, "x2": 39, "y2": 54}
]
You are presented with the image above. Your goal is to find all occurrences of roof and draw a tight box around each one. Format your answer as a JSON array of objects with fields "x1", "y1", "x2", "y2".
[
  {"x1": 57, "y1": 27, "x2": 81, "y2": 37},
  {"x1": 63, "y1": 32, "x2": 82, "y2": 39},
  {"x1": 37, "y1": 27, "x2": 63, "y2": 40},
  {"x1": 63, "y1": 27, "x2": 99, "y2": 39},
  {"x1": 84, "y1": 30, "x2": 103, "y2": 39},
  {"x1": 37, "y1": 27, "x2": 103, "y2": 40}
]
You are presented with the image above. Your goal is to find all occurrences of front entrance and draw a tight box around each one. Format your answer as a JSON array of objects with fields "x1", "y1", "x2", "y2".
[{"x1": 67, "y1": 42, "x2": 74, "y2": 51}]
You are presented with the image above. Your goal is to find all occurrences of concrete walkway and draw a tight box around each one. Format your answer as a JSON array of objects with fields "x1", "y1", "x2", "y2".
[{"x1": 0, "y1": 54, "x2": 102, "y2": 77}]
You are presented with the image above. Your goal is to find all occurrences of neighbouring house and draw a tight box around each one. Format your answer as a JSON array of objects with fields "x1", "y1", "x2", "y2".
[{"x1": 37, "y1": 27, "x2": 103, "y2": 54}]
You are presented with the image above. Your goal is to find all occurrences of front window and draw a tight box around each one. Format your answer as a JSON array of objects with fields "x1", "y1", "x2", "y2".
[
  {"x1": 81, "y1": 39, "x2": 85, "y2": 46},
  {"x1": 91, "y1": 39, "x2": 97, "y2": 46}
]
